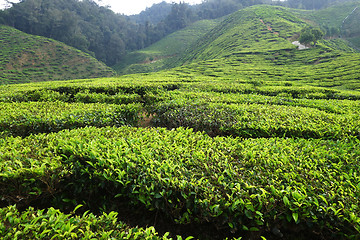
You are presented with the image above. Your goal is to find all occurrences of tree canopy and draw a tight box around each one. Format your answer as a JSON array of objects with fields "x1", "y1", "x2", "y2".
[
  {"x1": 280, "y1": 0, "x2": 355, "y2": 10},
  {"x1": 299, "y1": 27, "x2": 324, "y2": 46},
  {"x1": 1, "y1": 0, "x2": 149, "y2": 66}
]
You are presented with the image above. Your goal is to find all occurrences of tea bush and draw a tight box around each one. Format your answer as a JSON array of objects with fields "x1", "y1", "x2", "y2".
[
  {"x1": 0, "y1": 102, "x2": 142, "y2": 136},
  {"x1": 0, "y1": 127, "x2": 359, "y2": 238},
  {"x1": 0, "y1": 205, "x2": 175, "y2": 240},
  {"x1": 152, "y1": 100, "x2": 360, "y2": 139}
]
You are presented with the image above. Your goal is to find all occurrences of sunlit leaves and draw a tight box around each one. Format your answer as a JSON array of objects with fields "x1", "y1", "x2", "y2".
[
  {"x1": 0, "y1": 205, "x2": 170, "y2": 239},
  {"x1": 1, "y1": 127, "x2": 359, "y2": 238}
]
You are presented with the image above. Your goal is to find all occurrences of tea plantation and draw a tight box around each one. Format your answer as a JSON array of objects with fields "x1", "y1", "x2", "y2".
[
  {"x1": 112, "y1": 18, "x2": 221, "y2": 75},
  {"x1": 296, "y1": 0, "x2": 360, "y2": 50},
  {"x1": 0, "y1": 25, "x2": 115, "y2": 84},
  {"x1": 0, "y1": 4, "x2": 359, "y2": 240}
]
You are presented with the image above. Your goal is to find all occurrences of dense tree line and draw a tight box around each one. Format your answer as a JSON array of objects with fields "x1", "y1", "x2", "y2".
[
  {"x1": 149, "y1": 0, "x2": 273, "y2": 39},
  {"x1": 130, "y1": 2, "x2": 172, "y2": 25},
  {"x1": 194, "y1": 0, "x2": 269, "y2": 19},
  {"x1": 276, "y1": 0, "x2": 355, "y2": 10},
  {"x1": 139, "y1": 0, "x2": 351, "y2": 39},
  {"x1": 0, "y1": 0, "x2": 151, "y2": 65},
  {"x1": 0, "y1": 0, "x2": 201, "y2": 66}
]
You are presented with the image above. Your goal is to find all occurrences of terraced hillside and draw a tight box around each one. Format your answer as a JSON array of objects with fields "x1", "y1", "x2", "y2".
[
  {"x1": 112, "y1": 18, "x2": 221, "y2": 75},
  {"x1": 114, "y1": 4, "x2": 358, "y2": 76},
  {"x1": 0, "y1": 25, "x2": 115, "y2": 84},
  {"x1": 0, "y1": 4, "x2": 360, "y2": 240},
  {"x1": 175, "y1": 5, "x2": 306, "y2": 64},
  {"x1": 296, "y1": 0, "x2": 360, "y2": 49}
]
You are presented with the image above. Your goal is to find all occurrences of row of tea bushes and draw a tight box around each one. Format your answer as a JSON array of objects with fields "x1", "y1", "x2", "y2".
[
  {"x1": 183, "y1": 81, "x2": 360, "y2": 100},
  {"x1": 0, "y1": 89, "x2": 145, "y2": 105},
  {"x1": 0, "y1": 83, "x2": 178, "y2": 105},
  {"x1": 1, "y1": 127, "x2": 359, "y2": 238},
  {"x1": 0, "y1": 102, "x2": 142, "y2": 137},
  {"x1": 0, "y1": 205, "x2": 183, "y2": 240},
  {"x1": 2, "y1": 65, "x2": 360, "y2": 106},
  {"x1": 163, "y1": 90, "x2": 360, "y2": 114},
  {"x1": 152, "y1": 100, "x2": 360, "y2": 139},
  {"x1": 0, "y1": 77, "x2": 181, "y2": 101}
]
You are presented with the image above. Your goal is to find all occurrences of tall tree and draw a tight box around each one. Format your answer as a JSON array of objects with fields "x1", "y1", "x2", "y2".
[{"x1": 299, "y1": 27, "x2": 324, "y2": 46}]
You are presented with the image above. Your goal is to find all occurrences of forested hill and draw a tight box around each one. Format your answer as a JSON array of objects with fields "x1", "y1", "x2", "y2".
[
  {"x1": 0, "y1": 0, "x2": 202, "y2": 66},
  {"x1": 129, "y1": 1, "x2": 172, "y2": 25},
  {"x1": 0, "y1": 0, "x2": 149, "y2": 66},
  {"x1": 0, "y1": 25, "x2": 115, "y2": 84}
]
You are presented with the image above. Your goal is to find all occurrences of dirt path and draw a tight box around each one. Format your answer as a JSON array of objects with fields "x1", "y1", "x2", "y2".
[
  {"x1": 342, "y1": 6, "x2": 359, "y2": 25},
  {"x1": 259, "y1": 19, "x2": 279, "y2": 35},
  {"x1": 340, "y1": 6, "x2": 359, "y2": 40}
]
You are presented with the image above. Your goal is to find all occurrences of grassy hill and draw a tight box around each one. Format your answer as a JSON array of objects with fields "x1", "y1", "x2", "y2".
[
  {"x1": 174, "y1": 5, "x2": 306, "y2": 65},
  {"x1": 0, "y1": 25, "x2": 115, "y2": 84},
  {"x1": 0, "y1": 4, "x2": 360, "y2": 240},
  {"x1": 295, "y1": 0, "x2": 360, "y2": 49},
  {"x1": 112, "y1": 18, "x2": 221, "y2": 75},
  {"x1": 114, "y1": 4, "x2": 359, "y2": 75}
]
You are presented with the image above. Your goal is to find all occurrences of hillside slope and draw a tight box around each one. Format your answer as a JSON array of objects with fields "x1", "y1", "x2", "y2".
[
  {"x1": 0, "y1": 0, "x2": 151, "y2": 66},
  {"x1": 296, "y1": 0, "x2": 360, "y2": 49},
  {"x1": 153, "y1": 5, "x2": 360, "y2": 93},
  {"x1": 0, "y1": 25, "x2": 115, "y2": 84},
  {"x1": 175, "y1": 5, "x2": 306, "y2": 65},
  {"x1": 112, "y1": 18, "x2": 221, "y2": 75},
  {"x1": 114, "y1": 3, "x2": 358, "y2": 76}
]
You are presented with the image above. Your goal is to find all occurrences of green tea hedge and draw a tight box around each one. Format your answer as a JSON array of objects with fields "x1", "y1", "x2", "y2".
[
  {"x1": 0, "y1": 205, "x2": 174, "y2": 240},
  {"x1": 152, "y1": 100, "x2": 359, "y2": 139},
  {"x1": 0, "y1": 102, "x2": 142, "y2": 136},
  {"x1": 1, "y1": 127, "x2": 359, "y2": 238}
]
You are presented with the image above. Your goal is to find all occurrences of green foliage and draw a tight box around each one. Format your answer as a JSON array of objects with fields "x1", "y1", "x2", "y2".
[
  {"x1": 282, "y1": 0, "x2": 350, "y2": 10},
  {"x1": 298, "y1": 0, "x2": 360, "y2": 31},
  {"x1": 0, "y1": 205, "x2": 170, "y2": 239},
  {"x1": 320, "y1": 38, "x2": 358, "y2": 52},
  {"x1": 1, "y1": 3, "x2": 360, "y2": 240},
  {"x1": 0, "y1": 127, "x2": 359, "y2": 238},
  {"x1": 348, "y1": 36, "x2": 360, "y2": 50},
  {"x1": 174, "y1": 5, "x2": 305, "y2": 65},
  {"x1": 112, "y1": 18, "x2": 221, "y2": 75},
  {"x1": 0, "y1": 0, "x2": 274, "y2": 67},
  {"x1": 0, "y1": 25, "x2": 114, "y2": 84},
  {"x1": 342, "y1": 5, "x2": 360, "y2": 43},
  {"x1": 0, "y1": 102, "x2": 142, "y2": 137},
  {"x1": 294, "y1": 1, "x2": 360, "y2": 49},
  {"x1": 1, "y1": 0, "x2": 147, "y2": 66},
  {"x1": 152, "y1": 100, "x2": 359, "y2": 139},
  {"x1": 0, "y1": 77, "x2": 179, "y2": 104},
  {"x1": 299, "y1": 27, "x2": 324, "y2": 46},
  {"x1": 130, "y1": 2, "x2": 172, "y2": 25},
  {"x1": 170, "y1": 46, "x2": 360, "y2": 93}
]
